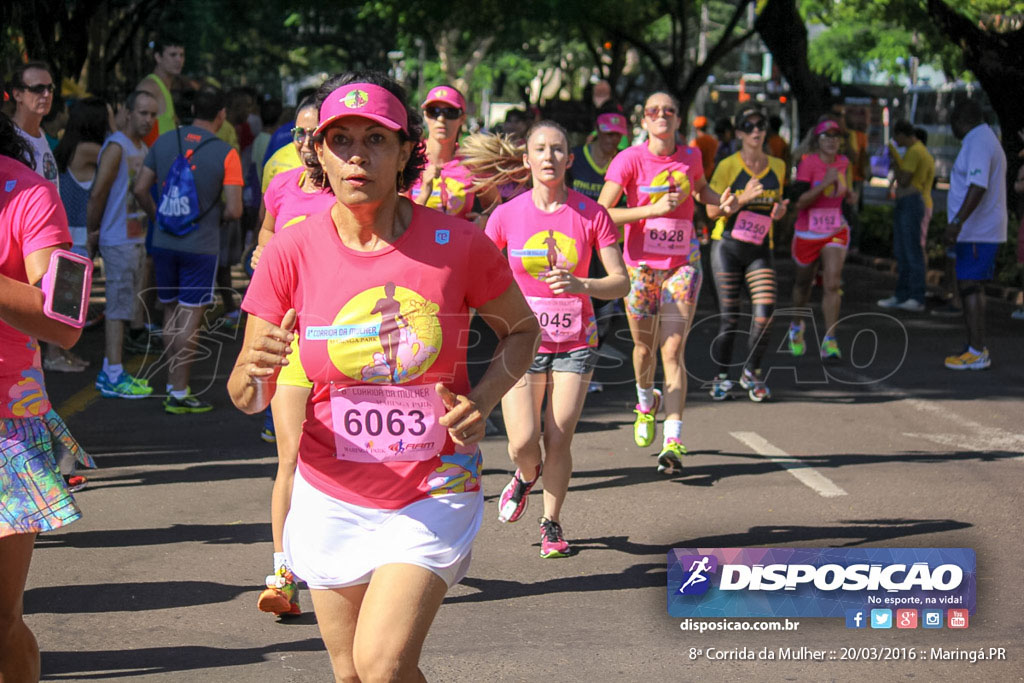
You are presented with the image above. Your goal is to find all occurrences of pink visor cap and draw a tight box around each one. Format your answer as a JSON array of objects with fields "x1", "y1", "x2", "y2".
[
  {"x1": 421, "y1": 85, "x2": 466, "y2": 110},
  {"x1": 597, "y1": 112, "x2": 628, "y2": 135},
  {"x1": 314, "y1": 83, "x2": 409, "y2": 137},
  {"x1": 814, "y1": 119, "x2": 842, "y2": 136}
]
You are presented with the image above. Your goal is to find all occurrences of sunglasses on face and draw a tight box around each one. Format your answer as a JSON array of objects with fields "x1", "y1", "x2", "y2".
[
  {"x1": 740, "y1": 119, "x2": 767, "y2": 133},
  {"x1": 820, "y1": 131, "x2": 843, "y2": 139},
  {"x1": 291, "y1": 127, "x2": 317, "y2": 144},
  {"x1": 424, "y1": 105, "x2": 462, "y2": 121},
  {"x1": 21, "y1": 83, "x2": 55, "y2": 95},
  {"x1": 645, "y1": 106, "x2": 677, "y2": 119}
]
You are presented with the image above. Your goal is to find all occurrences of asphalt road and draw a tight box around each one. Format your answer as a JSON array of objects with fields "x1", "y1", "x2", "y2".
[{"x1": 25, "y1": 254, "x2": 1024, "y2": 682}]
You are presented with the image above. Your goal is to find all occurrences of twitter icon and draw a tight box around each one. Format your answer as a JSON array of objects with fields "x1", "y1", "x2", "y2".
[{"x1": 870, "y1": 609, "x2": 892, "y2": 629}]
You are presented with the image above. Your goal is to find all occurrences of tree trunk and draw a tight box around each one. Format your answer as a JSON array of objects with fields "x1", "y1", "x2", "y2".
[
  {"x1": 755, "y1": 0, "x2": 832, "y2": 139},
  {"x1": 926, "y1": 0, "x2": 1024, "y2": 186}
]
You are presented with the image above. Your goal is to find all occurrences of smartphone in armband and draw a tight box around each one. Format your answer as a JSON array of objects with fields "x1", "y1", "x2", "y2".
[{"x1": 41, "y1": 249, "x2": 93, "y2": 328}]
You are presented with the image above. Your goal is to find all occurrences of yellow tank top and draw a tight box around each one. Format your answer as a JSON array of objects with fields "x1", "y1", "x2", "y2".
[{"x1": 145, "y1": 73, "x2": 177, "y2": 135}]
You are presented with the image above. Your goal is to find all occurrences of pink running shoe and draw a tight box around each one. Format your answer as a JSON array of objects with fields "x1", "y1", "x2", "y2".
[
  {"x1": 539, "y1": 518, "x2": 570, "y2": 558},
  {"x1": 497, "y1": 466, "x2": 540, "y2": 523}
]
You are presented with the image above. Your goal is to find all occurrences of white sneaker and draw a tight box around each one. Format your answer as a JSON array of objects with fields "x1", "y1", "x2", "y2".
[
  {"x1": 877, "y1": 296, "x2": 901, "y2": 309},
  {"x1": 896, "y1": 299, "x2": 925, "y2": 312}
]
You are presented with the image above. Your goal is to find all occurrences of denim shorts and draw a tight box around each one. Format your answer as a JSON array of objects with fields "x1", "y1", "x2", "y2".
[{"x1": 528, "y1": 347, "x2": 597, "y2": 375}]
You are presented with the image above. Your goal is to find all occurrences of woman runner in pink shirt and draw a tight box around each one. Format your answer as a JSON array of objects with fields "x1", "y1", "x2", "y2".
[
  {"x1": 248, "y1": 96, "x2": 337, "y2": 619},
  {"x1": 786, "y1": 117, "x2": 852, "y2": 361},
  {"x1": 409, "y1": 85, "x2": 501, "y2": 222},
  {"x1": 485, "y1": 121, "x2": 628, "y2": 558},
  {"x1": 0, "y1": 112, "x2": 92, "y2": 683},
  {"x1": 229, "y1": 72, "x2": 538, "y2": 682},
  {"x1": 598, "y1": 91, "x2": 744, "y2": 475}
]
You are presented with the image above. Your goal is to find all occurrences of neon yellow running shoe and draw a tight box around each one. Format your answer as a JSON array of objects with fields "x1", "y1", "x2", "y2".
[
  {"x1": 657, "y1": 439, "x2": 686, "y2": 475},
  {"x1": 787, "y1": 322, "x2": 805, "y2": 357},
  {"x1": 820, "y1": 337, "x2": 842, "y2": 361},
  {"x1": 633, "y1": 388, "x2": 662, "y2": 448}
]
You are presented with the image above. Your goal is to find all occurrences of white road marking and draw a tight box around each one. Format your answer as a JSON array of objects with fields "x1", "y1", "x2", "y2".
[
  {"x1": 847, "y1": 372, "x2": 1024, "y2": 460},
  {"x1": 730, "y1": 431, "x2": 848, "y2": 498}
]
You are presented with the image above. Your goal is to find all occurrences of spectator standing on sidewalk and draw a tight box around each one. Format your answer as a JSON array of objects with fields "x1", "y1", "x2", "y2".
[
  {"x1": 1012, "y1": 139, "x2": 1024, "y2": 320},
  {"x1": 87, "y1": 90, "x2": 160, "y2": 398},
  {"x1": 133, "y1": 87, "x2": 243, "y2": 412},
  {"x1": 689, "y1": 116, "x2": 718, "y2": 182},
  {"x1": 877, "y1": 119, "x2": 934, "y2": 313},
  {"x1": 136, "y1": 37, "x2": 184, "y2": 146},
  {"x1": 943, "y1": 100, "x2": 1006, "y2": 370}
]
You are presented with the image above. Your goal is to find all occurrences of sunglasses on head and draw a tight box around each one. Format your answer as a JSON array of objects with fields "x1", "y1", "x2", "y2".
[
  {"x1": 424, "y1": 105, "x2": 462, "y2": 121},
  {"x1": 21, "y1": 83, "x2": 54, "y2": 95},
  {"x1": 739, "y1": 119, "x2": 767, "y2": 133},
  {"x1": 291, "y1": 127, "x2": 317, "y2": 144},
  {"x1": 645, "y1": 106, "x2": 677, "y2": 119}
]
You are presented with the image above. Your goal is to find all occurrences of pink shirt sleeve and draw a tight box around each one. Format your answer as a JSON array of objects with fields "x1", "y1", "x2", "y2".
[
  {"x1": 19, "y1": 182, "x2": 71, "y2": 257},
  {"x1": 241, "y1": 231, "x2": 297, "y2": 325},
  {"x1": 465, "y1": 227, "x2": 514, "y2": 309},
  {"x1": 483, "y1": 204, "x2": 506, "y2": 249},
  {"x1": 795, "y1": 156, "x2": 815, "y2": 184},
  {"x1": 592, "y1": 205, "x2": 619, "y2": 249},
  {"x1": 263, "y1": 171, "x2": 287, "y2": 220},
  {"x1": 604, "y1": 148, "x2": 634, "y2": 187}
]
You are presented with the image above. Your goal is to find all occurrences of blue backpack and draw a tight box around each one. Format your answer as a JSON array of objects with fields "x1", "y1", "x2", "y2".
[{"x1": 157, "y1": 128, "x2": 217, "y2": 236}]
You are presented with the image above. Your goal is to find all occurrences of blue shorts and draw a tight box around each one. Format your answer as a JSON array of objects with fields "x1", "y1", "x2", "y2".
[
  {"x1": 151, "y1": 247, "x2": 218, "y2": 307},
  {"x1": 954, "y1": 242, "x2": 999, "y2": 281}
]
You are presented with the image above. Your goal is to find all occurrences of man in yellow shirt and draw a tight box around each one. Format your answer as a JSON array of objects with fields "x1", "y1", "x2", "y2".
[{"x1": 878, "y1": 120, "x2": 935, "y2": 312}]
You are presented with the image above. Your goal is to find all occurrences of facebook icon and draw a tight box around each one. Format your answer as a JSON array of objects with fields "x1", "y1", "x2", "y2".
[{"x1": 845, "y1": 609, "x2": 867, "y2": 629}]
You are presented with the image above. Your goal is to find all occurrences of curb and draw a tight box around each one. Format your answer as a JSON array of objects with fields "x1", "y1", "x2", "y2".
[{"x1": 846, "y1": 251, "x2": 1023, "y2": 304}]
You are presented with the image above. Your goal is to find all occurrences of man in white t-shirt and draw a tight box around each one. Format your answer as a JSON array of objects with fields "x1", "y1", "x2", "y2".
[
  {"x1": 10, "y1": 61, "x2": 58, "y2": 187},
  {"x1": 943, "y1": 100, "x2": 1007, "y2": 371},
  {"x1": 86, "y1": 90, "x2": 160, "y2": 399}
]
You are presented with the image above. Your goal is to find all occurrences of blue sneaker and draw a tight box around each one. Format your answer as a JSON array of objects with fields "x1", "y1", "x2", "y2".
[
  {"x1": 261, "y1": 407, "x2": 276, "y2": 443},
  {"x1": 95, "y1": 371, "x2": 153, "y2": 399}
]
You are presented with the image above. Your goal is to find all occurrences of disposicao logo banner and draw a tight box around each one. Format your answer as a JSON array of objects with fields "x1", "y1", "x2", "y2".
[{"x1": 667, "y1": 548, "x2": 976, "y2": 618}]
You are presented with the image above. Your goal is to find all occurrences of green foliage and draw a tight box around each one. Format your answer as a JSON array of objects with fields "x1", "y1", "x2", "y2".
[{"x1": 802, "y1": 0, "x2": 970, "y2": 81}]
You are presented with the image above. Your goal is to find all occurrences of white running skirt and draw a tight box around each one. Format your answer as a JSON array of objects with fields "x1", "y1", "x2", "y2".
[{"x1": 284, "y1": 467, "x2": 483, "y2": 590}]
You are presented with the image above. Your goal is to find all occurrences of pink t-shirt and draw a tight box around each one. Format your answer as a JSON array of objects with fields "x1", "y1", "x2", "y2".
[
  {"x1": 262, "y1": 167, "x2": 336, "y2": 233},
  {"x1": 486, "y1": 189, "x2": 618, "y2": 354},
  {"x1": 605, "y1": 143, "x2": 704, "y2": 270},
  {"x1": 0, "y1": 156, "x2": 71, "y2": 419},
  {"x1": 408, "y1": 158, "x2": 476, "y2": 218},
  {"x1": 794, "y1": 153, "x2": 850, "y2": 239},
  {"x1": 242, "y1": 204, "x2": 514, "y2": 509}
]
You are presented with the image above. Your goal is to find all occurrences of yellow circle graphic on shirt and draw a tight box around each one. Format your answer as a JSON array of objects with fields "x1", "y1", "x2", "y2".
[
  {"x1": 326, "y1": 284, "x2": 442, "y2": 384},
  {"x1": 645, "y1": 169, "x2": 691, "y2": 203},
  {"x1": 516, "y1": 230, "x2": 580, "y2": 279},
  {"x1": 425, "y1": 176, "x2": 468, "y2": 214}
]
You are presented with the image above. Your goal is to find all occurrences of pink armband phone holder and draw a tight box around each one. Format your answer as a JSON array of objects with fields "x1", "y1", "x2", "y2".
[{"x1": 41, "y1": 249, "x2": 93, "y2": 328}]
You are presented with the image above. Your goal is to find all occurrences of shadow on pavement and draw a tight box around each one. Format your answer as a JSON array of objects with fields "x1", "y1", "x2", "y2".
[
  {"x1": 77, "y1": 462, "x2": 276, "y2": 489},
  {"x1": 40, "y1": 639, "x2": 325, "y2": 680},
  {"x1": 25, "y1": 580, "x2": 249, "y2": 614},
  {"x1": 448, "y1": 517, "x2": 971, "y2": 604},
  {"x1": 569, "y1": 449, "x2": 1023, "y2": 490},
  {"x1": 35, "y1": 523, "x2": 270, "y2": 549}
]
